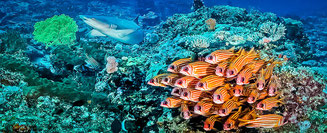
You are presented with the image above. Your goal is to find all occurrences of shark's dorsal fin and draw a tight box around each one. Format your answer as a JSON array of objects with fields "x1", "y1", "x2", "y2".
[{"x1": 88, "y1": 29, "x2": 106, "y2": 37}]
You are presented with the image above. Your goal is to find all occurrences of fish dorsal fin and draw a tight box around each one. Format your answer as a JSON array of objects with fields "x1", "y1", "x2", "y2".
[
  {"x1": 88, "y1": 29, "x2": 106, "y2": 37},
  {"x1": 228, "y1": 46, "x2": 235, "y2": 52},
  {"x1": 117, "y1": 29, "x2": 136, "y2": 38}
]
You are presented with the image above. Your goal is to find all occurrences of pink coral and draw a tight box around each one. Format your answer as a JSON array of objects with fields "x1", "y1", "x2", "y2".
[{"x1": 106, "y1": 56, "x2": 118, "y2": 74}]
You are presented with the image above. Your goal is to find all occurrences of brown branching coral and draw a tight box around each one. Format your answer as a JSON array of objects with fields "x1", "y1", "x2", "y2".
[{"x1": 205, "y1": 18, "x2": 216, "y2": 31}]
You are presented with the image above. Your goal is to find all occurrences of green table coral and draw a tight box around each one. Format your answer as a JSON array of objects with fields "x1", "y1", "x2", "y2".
[{"x1": 33, "y1": 14, "x2": 78, "y2": 47}]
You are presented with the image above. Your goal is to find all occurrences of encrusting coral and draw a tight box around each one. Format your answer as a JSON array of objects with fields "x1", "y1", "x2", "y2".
[{"x1": 148, "y1": 47, "x2": 286, "y2": 131}]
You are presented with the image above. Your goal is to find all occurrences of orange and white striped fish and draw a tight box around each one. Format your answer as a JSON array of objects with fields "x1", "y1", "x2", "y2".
[
  {"x1": 179, "y1": 61, "x2": 216, "y2": 78},
  {"x1": 236, "y1": 63, "x2": 255, "y2": 85},
  {"x1": 232, "y1": 85, "x2": 253, "y2": 97},
  {"x1": 194, "y1": 99, "x2": 221, "y2": 116},
  {"x1": 255, "y1": 69, "x2": 266, "y2": 90},
  {"x1": 267, "y1": 75, "x2": 279, "y2": 96},
  {"x1": 238, "y1": 114, "x2": 286, "y2": 128},
  {"x1": 232, "y1": 85, "x2": 244, "y2": 97},
  {"x1": 171, "y1": 87, "x2": 185, "y2": 97},
  {"x1": 160, "y1": 97, "x2": 183, "y2": 108},
  {"x1": 215, "y1": 61, "x2": 229, "y2": 77},
  {"x1": 195, "y1": 75, "x2": 225, "y2": 91},
  {"x1": 256, "y1": 61, "x2": 283, "y2": 90},
  {"x1": 203, "y1": 115, "x2": 223, "y2": 131},
  {"x1": 226, "y1": 48, "x2": 259, "y2": 78},
  {"x1": 161, "y1": 73, "x2": 182, "y2": 86},
  {"x1": 240, "y1": 109, "x2": 258, "y2": 120},
  {"x1": 247, "y1": 89, "x2": 268, "y2": 104},
  {"x1": 251, "y1": 60, "x2": 266, "y2": 74},
  {"x1": 218, "y1": 97, "x2": 245, "y2": 116},
  {"x1": 213, "y1": 84, "x2": 232, "y2": 104},
  {"x1": 205, "y1": 47, "x2": 236, "y2": 64},
  {"x1": 256, "y1": 95, "x2": 284, "y2": 110},
  {"x1": 223, "y1": 107, "x2": 242, "y2": 130},
  {"x1": 148, "y1": 73, "x2": 170, "y2": 87},
  {"x1": 180, "y1": 88, "x2": 211, "y2": 102},
  {"x1": 180, "y1": 101, "x2": 197, "y2": 119},
  {"x1": 167, "y1": 57, "x2": 192, "y2": 73},
  {"x1": 174, "y1": 76, "x2": 200, "y2": 88}
]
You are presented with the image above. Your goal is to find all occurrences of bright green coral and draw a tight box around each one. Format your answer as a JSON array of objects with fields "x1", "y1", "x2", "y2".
[{"x1": 33, "y1": 14, "x2": 78, "y2": 47}]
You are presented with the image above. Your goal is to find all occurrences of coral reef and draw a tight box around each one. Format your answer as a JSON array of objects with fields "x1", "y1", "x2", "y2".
[
  {"x1": 33, "y1": 14, "x2": 78, "y2": 47},
  {"x1": 0, "y1": 3, "x2": 326, "y2": 133}
]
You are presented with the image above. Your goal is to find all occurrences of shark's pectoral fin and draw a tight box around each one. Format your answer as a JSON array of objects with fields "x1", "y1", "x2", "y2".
[
  {"x1": 117, "y1": 29, "x2": 136, "y2": 38},
  {"x1": 88, "y1": 29, "x2": 106, "y2": 37}
]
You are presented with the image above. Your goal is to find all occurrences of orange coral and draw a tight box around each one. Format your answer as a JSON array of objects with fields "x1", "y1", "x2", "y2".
[
  {"x1": 205, "y1": 18, "x2": 216, "y2": 30},
  {"x1": 149, "y1": 47, "x2": 287, "y2": 131}
]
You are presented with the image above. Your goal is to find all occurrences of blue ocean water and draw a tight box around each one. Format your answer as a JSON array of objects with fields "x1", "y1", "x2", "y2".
[{"x1": 0, "y1": 0, "x2": 327, "y2": 132}]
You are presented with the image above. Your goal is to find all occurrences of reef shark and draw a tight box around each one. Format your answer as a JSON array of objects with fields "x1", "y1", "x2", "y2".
[{"x1": 79, "y1": 15, "x2": 144, "y2": 44}]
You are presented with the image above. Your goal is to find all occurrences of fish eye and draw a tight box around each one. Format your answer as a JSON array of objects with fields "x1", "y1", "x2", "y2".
[
  {"x1": 230, "y1": 70, "x2": 234, "y2": 75},
  {"x1": 217, "y1": 95, "x2": 221, "y2": 100},
  {"x1": 178, "y1": 80, "x2": 183, "y2": 85},
  {"x1": 164, "y1": 78, "x2": 169, "y2": 82},
  {"x1": 208, "y1": 55, "x2": 213, "y2": 60},
  {"x1": 257, "y1": 83, "x2": 260, "y2": 87},
  {"x1": 174, "y1": 89, "x2": 180, "y2": 94},
  {"x1": 163, "y1": 101, "x2": 168, "y2": 105},
  {"x1": 197, "y1": 106, "x2": 201, "y2": 111},
  {"x1": 218, "y1": 68, "x2": 222, "y2": 73},
  {"x1": 183, "y1": 67, "x2": 189, "y2": 71},
  {"x1": 250, "y1": 96, "x2": 255, "y2": 101},
  {"x1": 240, "y1": 77, "x2": 245, "y2": 82},
  {"x1": 198, "y1": 83, "x2": 204, "y2": 87},
  {"x1": 222, "y1": 109, "x2": 226, "y2": 113},
  {"x1": 207, "y1": 124, "x2": 210, "y2": 128},
  {"x1": 183, "y1": 92, "x2": 188, "y2": 97},
  {"x1": 259, "y1": 103, "x2": 264, "y2": 108},
  {"x1": 233, "y1": 89, "x2": 236, "y2": 93},
  {"x1": 149, "y1": 79, "x2": 154, "y2": 83},
  {"x1": 227, "y1": 124, "x2": 231, "y2": 128},
  {"x1": 169, "y1": 65, "x2": 175, "y2": 70}
]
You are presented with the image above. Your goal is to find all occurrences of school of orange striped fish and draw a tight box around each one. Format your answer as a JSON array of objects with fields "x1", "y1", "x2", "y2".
[{"x1": 148, "y1": 47, "x2": 287, "y2": 131}]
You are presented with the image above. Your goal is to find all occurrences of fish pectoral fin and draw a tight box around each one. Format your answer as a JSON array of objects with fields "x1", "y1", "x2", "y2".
[
  {"x1": 117, "y1": 29, "x2": 136, "y2": 38},
  {"x1": 88, "y1": 29, "x2": 106, "y2": 37}
]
